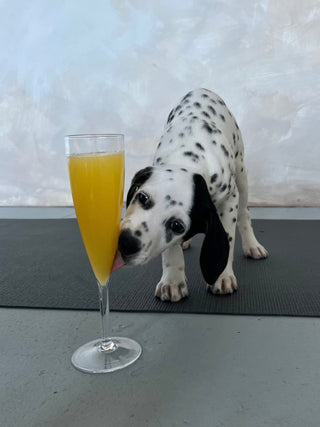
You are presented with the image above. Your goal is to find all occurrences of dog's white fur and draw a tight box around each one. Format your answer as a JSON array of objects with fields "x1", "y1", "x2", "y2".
[{"x1": 120, "y1": 88, "x2": 268, "y2": 302}]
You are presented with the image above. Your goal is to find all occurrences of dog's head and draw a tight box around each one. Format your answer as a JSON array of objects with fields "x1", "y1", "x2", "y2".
[{"x1": 118, "y1": 166, "x2": 229, "y2": 285}]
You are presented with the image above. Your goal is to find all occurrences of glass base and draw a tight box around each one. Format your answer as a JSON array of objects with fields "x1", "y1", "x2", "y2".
[{"x1": 71, "y1": 337, "x2": 142, "y2": 373}]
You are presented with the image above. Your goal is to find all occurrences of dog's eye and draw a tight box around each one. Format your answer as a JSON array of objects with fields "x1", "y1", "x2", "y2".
[
  {"x1": 138, "y1": 192, "x2": 150, "y2": 206},
  {"x1": 170, "y1": 219, "x2": 185, "y2": 234}
]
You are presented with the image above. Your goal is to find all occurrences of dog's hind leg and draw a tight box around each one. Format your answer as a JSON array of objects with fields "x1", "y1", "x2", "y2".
[{"x1": 236, "y1": 159, "x2": 268, "y2": 259}]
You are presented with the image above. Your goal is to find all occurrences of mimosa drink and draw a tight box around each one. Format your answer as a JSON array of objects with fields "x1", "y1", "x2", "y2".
[
  {"x1": 65, "y1": 134, "x2": 141, "y2": 374},
  {"x1": 67, "y1": 152, "x2": 124, "y2": 285}
]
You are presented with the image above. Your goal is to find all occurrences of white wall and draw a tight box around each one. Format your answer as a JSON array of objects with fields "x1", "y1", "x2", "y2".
[{"x1": 1, "y1": 0, "x2": 319, "y2": 206}]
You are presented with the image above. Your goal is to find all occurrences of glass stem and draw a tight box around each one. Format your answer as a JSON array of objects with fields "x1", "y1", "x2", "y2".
[{"x1": 98, "y1": 281, "x2": 117, "y2": 353}]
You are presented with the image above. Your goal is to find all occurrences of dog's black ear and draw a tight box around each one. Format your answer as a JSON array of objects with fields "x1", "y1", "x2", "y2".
[
  {"x1": 184, "y1": 174, "x2": 229, "y2": 285},
  {"x1": 126, "y1": 166, "x2": 154, "y2": 208}
]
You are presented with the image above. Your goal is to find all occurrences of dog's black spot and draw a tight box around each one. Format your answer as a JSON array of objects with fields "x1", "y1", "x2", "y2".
[
  {"x1": 155, "y1": 157, "x2": 162, "y2": 164},
  {"x1": 241, "y1": 167, "x2": 244, "y2": 172},
  {"x1": 208, "y1": 105, "x2": 216, "y2": 115},
  {"x1": 202, "y1": 121, "x2": 213, "y2": 134},
  {"x1": 210, "y1": 98, "x2": 217, "y2": 104},
  {"x1": 141, "y1": 221, "x2": 149, "y2": 232},
  {"x1": 157, "y1": 141, "x2": 161, "y2": 149},
  {"x1": 212, "y1": 129, "x2": 222, "y2": 134},
  {"x1": 184, "y1": 151, "x2": 199, "y2": 162},
  {"x1": 167, "y1": 109, "x2": 175, "y2": 124},
  {"x1": 235, "y1": 120, "x2": 239, "y2": 130},
  {"x1": 166, "y1": 169, "x2": 173, "y2": 172},
  {"x1": 233, "y1": 133, "x2": 236, "y2": 144},
  {"x1": 179, "y1": 202, "x2": 183, "y2": 206},
  {"x1": 210, "y1": 173, "x2": 218, "y2": 183},
  {"x1": 180, "y1": 168, "x2": 187, "y2": 172},
  {"x1": 135, "y1": 230, "x2": 142, "y2": 237},
  {"x1": 216, "y1": 182, "x2": 222, "y2": 188},
  {"x1": 218, "y1": 99, "x2": 225, "y2": 106},
  {"x1": 222, "y1": 168, "x2": 224, "y2": 174},
  {"x1": 169, "y1": 138, "x2": 173, "y2": 143},
  {"x1": 221, "y1": 184, "x2": 227, "y2": 192},
  {"x1": 202, "y1": 111, "x2": 210, "y2": 118},
  {"x1": 175, "y1": 105, "x2": 182, "y2": 112},
  {"x1": 219, "y1": 114, "x2": 225, "y2": 122},
  {"x1": 166, "y1": 125, "x2": 172, "y2": 133},
  {"x1": 220, "y1": 212, "x2": 223, "y2": 217},
  {"x1": 178, "y1": 110, "x2": 183, "y2": 116},
  {"x1": 170, "y1": 200, "x2": 177, "y2": 206},
  {"x1": 209, "y1": 186, "x2": 213, "y2": 191},
  {"x1": 179, "y1": 132, "x2": 184, "y2": 138},
  {"x1": 182, "y1": 91, "x2": 193, "y2": 102},
  {"x1": 212, "y1": 139, "x2": 216, "y2": 145},
  {"x1": 201, "y1": 93, "x2": 209, "y2": 98},
  {"x1": 221, "y1": 144, "x2": 229, "y2": 157},
  {"x1": 235, "y1": 151, "x2": 239, "y2": 158},
  {"x1": 165, "y1": 195, "x2": 171, "y2": 200},
  {"x1": 193, "y1": 102, "x2": 201, "y2": 108},
  {"x1": 233, "y1": 218, "x2": 237, "y2": 223},
  {"x1": 229, "y1": 236, "x2": 233, "y2": 242},
  {"x1": 236, "y1": 204, "x2": 238, "y2": 209},
  {"x1": 195, "y1": 142, "x2": 205, "y2": 151}
]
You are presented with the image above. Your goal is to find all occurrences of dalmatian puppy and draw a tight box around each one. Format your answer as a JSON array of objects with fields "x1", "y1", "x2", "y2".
[{"x1": 116, "y1": 88, "x2": 268, "y2": 302}]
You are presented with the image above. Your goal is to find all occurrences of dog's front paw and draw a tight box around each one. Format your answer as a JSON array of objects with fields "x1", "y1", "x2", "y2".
[
  {"x1": 155, "y1": 280, "x2": 188, "y2": 302},
  {"x1": 207, "y1": 270, "x2": 238, "y2": 295}
]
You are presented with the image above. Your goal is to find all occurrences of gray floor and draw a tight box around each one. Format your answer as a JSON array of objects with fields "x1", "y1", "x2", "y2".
[{"x1": 1, "y1": 208, "x2": 320, "y2": 427}]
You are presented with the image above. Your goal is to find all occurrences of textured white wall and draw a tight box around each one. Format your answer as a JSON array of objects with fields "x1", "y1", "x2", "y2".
[{"x1": 0, "y1": 0, "x2": 319, "y2": 206}]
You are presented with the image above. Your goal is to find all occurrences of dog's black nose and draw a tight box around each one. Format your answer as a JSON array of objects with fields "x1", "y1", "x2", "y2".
[{"x1": 118, "y1": 229, "x2": 141, "y2": 260}]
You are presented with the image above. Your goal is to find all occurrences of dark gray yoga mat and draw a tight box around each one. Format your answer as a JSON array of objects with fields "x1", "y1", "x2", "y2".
[{"x1": 1, "y1": 218, "x2": 319, "y2": 316}]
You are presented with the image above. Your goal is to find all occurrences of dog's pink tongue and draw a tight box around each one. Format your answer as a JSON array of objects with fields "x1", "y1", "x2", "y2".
[{"x1": 111, "y1": 251, "x2": 125, "y2": 273}]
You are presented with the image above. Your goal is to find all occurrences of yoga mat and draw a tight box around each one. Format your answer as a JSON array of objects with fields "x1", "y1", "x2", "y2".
[{"x1": 1, "y1": 219, "x2": 319, "y2": 317}]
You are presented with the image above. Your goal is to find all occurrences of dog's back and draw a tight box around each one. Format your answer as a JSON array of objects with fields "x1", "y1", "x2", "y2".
[{"x1": 153, "y1": 88, "x2": 244, "y2": 206}]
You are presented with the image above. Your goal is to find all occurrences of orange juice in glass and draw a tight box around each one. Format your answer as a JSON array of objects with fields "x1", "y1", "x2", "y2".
[
  {"x1": 65, "y1": 134, "x2": 141, "y2": 374},
  {"x1": 68, "y1": 152, "x2": 124, "y2": 285}
]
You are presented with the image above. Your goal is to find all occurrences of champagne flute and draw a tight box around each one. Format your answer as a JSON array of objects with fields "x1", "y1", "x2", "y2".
[{"x1": 65, "y1": 134, "x2": 141, "y2": 373}]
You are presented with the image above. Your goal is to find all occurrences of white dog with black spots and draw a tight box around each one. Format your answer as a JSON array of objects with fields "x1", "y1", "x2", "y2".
[{"x1": 116, "y1": 88, "x2": 268, "y2": 302}]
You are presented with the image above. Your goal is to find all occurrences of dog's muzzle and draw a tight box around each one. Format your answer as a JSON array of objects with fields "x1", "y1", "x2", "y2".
[{"x1": 118, "y1": 229, "x2": 141, "y2": 263}]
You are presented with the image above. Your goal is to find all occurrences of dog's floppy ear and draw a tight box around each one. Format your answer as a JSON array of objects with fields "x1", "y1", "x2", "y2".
[
  {"x1": 184, "y1": 174, "x2": 229, "y2": 285},
  {"x1": 126, "y1": 166, "x2": 154, "y2": 208}
]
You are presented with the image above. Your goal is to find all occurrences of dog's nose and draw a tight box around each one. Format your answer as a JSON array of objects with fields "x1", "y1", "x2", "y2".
[{"x1": 118, "y1": 229, "x2": 141, "y2": 259}]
